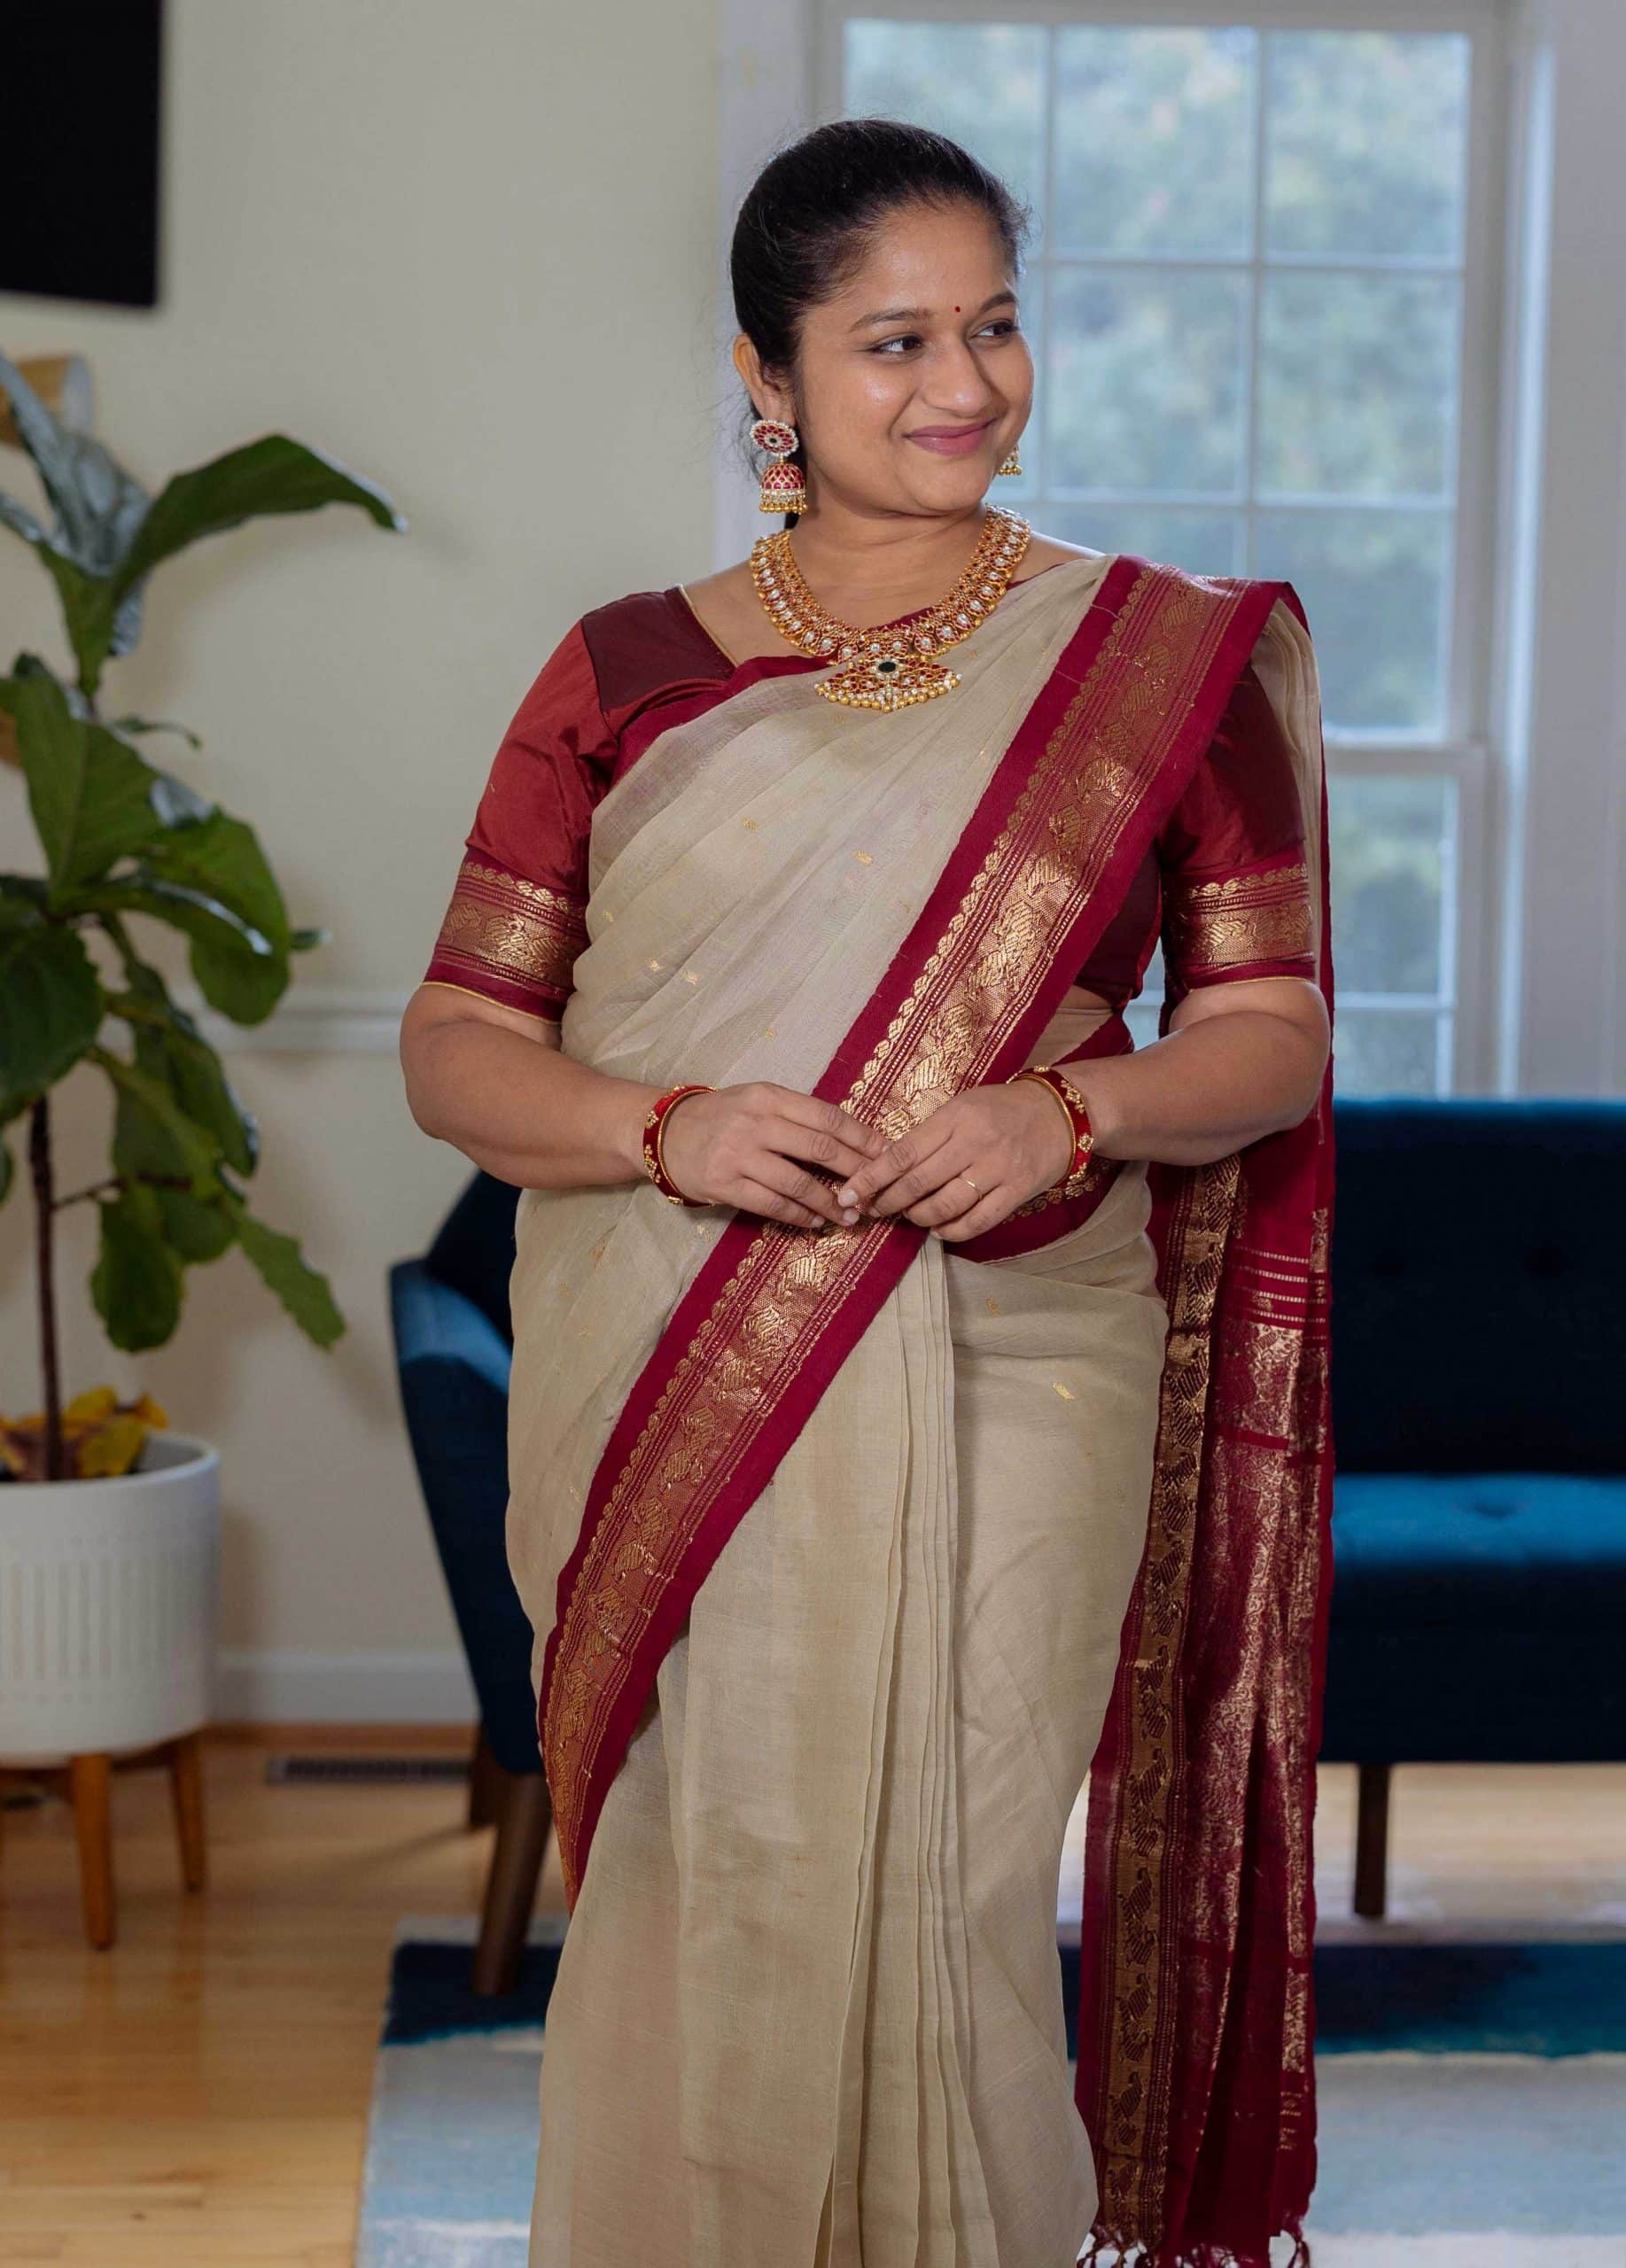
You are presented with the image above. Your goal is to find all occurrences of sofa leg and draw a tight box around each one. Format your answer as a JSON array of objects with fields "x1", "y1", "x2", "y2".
[
  {"x1": 472, "y1": 1773, "x2": 554, "y2": 1996},
  {"x1": 467, "y1": 1722, "x2": 504, "y2": 1830},
  {"x1": 1354, "y1": 1761, "x2": 1390, "y2": 1919}
]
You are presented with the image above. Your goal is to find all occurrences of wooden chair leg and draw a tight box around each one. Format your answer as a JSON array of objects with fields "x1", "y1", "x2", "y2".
[
  {"x1": 167, "y1": 1730, "x2": 207, "y2": 1891},
  {"x1": 471, "y1": 1773, "x2": 554, "y2": 1997},
  {"x1": 69, "y1": 1752, "x2": 116, "y2": 1949},
  {"x1": 467, "y1": 1722, "x2": 505, "y2": 1830},
  {"x1": 1353, "y1": 1760, "x2": 1390, "y2": 1919}
]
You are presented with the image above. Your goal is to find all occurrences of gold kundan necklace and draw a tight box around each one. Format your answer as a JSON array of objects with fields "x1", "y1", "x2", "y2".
[{"x1": 749, "y1": 506, "x2": 1031, "y2": 711}]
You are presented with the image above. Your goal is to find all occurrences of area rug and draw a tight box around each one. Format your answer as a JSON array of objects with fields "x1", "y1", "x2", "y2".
[{"x1": 354, "y1": 1915, "x2": 1626, "y2": 2266}]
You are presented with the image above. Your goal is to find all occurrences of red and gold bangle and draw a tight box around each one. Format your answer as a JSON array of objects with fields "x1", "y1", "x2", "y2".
[
  {"x1": 1007, "y1": 1062, "x2": 1096, "y2": 1191},
  {"x1": 641, "y1": 1083, "x2": 713, "y2": 1206}
]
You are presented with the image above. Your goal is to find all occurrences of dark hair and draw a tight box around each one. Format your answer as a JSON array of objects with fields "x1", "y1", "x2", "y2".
[{"x1": 729, "y1": 117, "x2": 1031, "y2": 495}]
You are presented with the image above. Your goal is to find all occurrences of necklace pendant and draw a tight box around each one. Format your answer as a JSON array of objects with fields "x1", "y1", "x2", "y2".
[{"x1": 817, "y1": 652, "x2": 961, "y2": 711}]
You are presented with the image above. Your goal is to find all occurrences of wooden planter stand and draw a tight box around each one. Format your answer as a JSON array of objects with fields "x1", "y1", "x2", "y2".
[{"x1": 0, "y1": 1729, "x2": 207, "y2": 1947}]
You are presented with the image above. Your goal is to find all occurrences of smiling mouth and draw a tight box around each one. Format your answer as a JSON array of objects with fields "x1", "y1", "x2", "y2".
[{"x1": 906, "y1": 418, "x2": 998, "y2": 454}]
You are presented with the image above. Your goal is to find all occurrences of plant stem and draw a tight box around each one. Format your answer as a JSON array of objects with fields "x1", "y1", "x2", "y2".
[
  {"x1": 52, "y1": 1175, "x2": 126, "y2": 1209},
  {"x1": 52, "y1": 1169, "x2": 195, "y2": 1209},
  {"x1": 27, "y1": 1095, "x2": 66, "y2": 1482}
]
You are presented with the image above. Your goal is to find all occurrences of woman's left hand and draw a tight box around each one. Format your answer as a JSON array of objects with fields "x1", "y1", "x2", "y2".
[{"x1": 835, "y1": 1078, "x2": 1074, "y2": 1240}]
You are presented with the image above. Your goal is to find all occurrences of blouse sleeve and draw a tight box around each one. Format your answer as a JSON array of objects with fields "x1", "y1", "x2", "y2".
[
  {"x1": 1157, "y1": 657, "x2": 1316, "y2": 1012},
  {"x1": 421, "y1": 619, "x2": 615, "y2": 1021}
]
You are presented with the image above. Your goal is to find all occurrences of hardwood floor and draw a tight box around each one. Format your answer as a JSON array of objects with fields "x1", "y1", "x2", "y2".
[{"x1": 1, "y1": 1731, "x2": 1622, "y2": 2265}]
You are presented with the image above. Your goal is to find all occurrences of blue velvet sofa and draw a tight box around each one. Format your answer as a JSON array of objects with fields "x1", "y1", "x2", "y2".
[
  {"x1": 1316, "y1": 1098, "x2": 1626, "y2": 1911},
  {"x1": 389, "y1": 1097, "x2": 1626, "y2": 1984}
]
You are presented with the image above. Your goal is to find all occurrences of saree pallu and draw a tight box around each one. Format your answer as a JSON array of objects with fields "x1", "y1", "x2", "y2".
[{"x1": 502, "y1": 552, "x2": 1334, "y2": 2268}]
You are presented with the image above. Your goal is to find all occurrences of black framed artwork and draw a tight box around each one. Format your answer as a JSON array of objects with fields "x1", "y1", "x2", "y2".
[{"x1": 0, "y1": 0, "x2": 165, "y2": 307}]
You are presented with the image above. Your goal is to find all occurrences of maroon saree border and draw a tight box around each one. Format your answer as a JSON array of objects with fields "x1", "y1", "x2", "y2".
[
  {"x1": 1076, "y1": 595, "x2": 1334, "y2": 2267},
  {"x1": 536, "y1": 555, "x2": 1294, "y2": 1917}
]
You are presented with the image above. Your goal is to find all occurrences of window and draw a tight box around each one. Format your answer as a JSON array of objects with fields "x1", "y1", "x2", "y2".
[{"x1": 824, "y1": 4, "x2": 1508, "y2": 1091}]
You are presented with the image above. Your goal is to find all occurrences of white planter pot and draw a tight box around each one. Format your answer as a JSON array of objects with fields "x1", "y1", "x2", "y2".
[{"x1": 0, "y1": 1431, "x2": 221, "y2": 1767}]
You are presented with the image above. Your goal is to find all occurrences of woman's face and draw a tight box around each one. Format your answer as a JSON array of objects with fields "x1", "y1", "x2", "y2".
[{"x1": 742, "y1": 198, "x2": 1033, "y2": 523}]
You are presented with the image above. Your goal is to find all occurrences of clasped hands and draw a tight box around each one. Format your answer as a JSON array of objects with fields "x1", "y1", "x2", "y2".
[{"x1": 656, "y1": 1076, "x2": 1076, "y2": 1239}]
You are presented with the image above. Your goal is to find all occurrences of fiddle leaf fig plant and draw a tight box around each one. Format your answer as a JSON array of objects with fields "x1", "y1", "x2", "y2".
[{"x1": 0, "y1": 350, "x2": 407, "y2": 1481}]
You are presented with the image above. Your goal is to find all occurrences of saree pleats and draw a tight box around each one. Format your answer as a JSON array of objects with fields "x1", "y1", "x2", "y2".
[{"x1": 528, "y1": 1161, "x2": 1170, "y2": 2268}]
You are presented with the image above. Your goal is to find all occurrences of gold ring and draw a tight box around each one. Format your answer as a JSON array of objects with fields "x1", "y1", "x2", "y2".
[{"x1": 961, "y1": 1173, "x2": 979, "y2": 1196}]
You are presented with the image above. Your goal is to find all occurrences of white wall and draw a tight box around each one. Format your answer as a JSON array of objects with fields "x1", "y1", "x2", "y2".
[
  {"x1": 1500, "y1": 0, "x2": 1626, "y2": 1093},
  {"x1": 0, "y1": 0, "x2": 722, "y2": 1718}
]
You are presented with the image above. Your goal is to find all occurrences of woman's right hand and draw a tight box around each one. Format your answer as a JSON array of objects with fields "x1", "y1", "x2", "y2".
[{"x1": 657, "y1": 1082, "x2": 886, "y2": 1230}]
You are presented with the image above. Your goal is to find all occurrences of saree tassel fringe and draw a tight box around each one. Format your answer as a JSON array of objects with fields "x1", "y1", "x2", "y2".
[{"x1": 1077, "y1": 2220, "x2": 1312, "y2": 2268}]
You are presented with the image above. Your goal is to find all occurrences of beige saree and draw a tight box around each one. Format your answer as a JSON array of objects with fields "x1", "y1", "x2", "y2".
[{"x1": 499, "y1": 553, "x2": 1334, "y2": 2267}]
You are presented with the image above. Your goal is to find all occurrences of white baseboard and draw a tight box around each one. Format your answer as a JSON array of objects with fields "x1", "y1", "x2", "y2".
[
  {"x1": 174, "y1": 986, "x2": 412, "y2": 1054},
  {"x1": 213, "y1": 1648, "x2": 478, "y2": 1723}
]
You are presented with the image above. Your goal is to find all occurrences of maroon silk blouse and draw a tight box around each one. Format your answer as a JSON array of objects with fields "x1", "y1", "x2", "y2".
[{"x1": 424, "y1": 579, "x2": 1316, "y2": 1024}]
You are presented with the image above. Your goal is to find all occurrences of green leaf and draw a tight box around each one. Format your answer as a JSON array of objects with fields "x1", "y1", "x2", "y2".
[
  {"x1": 165, "y1": 1026, "x2": 260, "y2": 1177},
  {"x1": 91, "y1": 1184, "x2": 184, "y2": 1351},
  {"x1": 0, "y1": 352, "x2": 149, "y2": 569},
  {"x1": 0, "y1": 661, "x2": 169, "y2": 895},
  {"x1": 108, "y1": 580, "x2": 148, "y2": 668},
  {"x1": 138, "y1": 806, "x2": 290, "y2": 953},
  {"x1": 74, "y1": 877, "x2": 288, "y2": 1023},
  {"x1": 107, "y1": 1014, "x2": 225, "y2": 1204},
  {"x1": 0, "y1": 925, "x2": 104, "y2": 1120},
  {"x1": 108, "y1": 714, "x2": 205, "y2": 751},
  {"x1": 110, "y1": 433, "x2": 405, "y2": 604},
  {"x1": 155, "y1": 1186, "x2": 236, "y2": 1262},
  {"x1": 89, "y1": 1045, "x2": 222, "y2": 1198},
  {"x1": 220, "y1": 1192, "x2": 345, "y2": 1347},
  {"x1": 40, "y1": 549, "x2": 120, "y2": 692},
  {"x1": 148, "y1": 771, "x2": 216, "y2": 828},
  {"x1": 0, "y1": 353, "x2": 150, "y2": 689},
  {"x1": 0, "y1": 878, "x2": 47, "y2": 934},
  {"x1": 105, "y1": 981, "x2": 260, "y2": 1177}
]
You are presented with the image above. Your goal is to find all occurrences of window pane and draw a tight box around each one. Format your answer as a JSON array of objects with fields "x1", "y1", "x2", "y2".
[
  {"x1": 842, "y1": 19, "x2": 1047, "y2": 218},
  {"x1": 1258, "y1": 272, "x2": 1460, "y2": 501},
  {"x1": 1130, "y1": 966, "x2": 1451, "y2": 1094},
  {"x1": 1265, "y1": 32, "x2": 1471, "y2": 261},
  {"x1": 1327, "y1": 773, "x2": 1452, "y2": 996},
  {"x1": 1054, "y1": 26, "x2": 1255, "y2": 257},
  {"x1": 1333, "y1": 1008, "x2": 1446, "y2": 1095},
  {"x1": 998, "y1": 291, "x2": 1045, "y2": 503},
  {"x1": 1254, "y1": 509, "x2": 1450, "y2": 734},
  {"x1": 1048, "y1": 268, "x2": 1247, "y2": 493},
  {"x1": 1125, "y1": 944, "x2": 1168, "y2": 1053},
  {"x1": 1043, "y1": 504, "x2": 1242, "y2": 578}
]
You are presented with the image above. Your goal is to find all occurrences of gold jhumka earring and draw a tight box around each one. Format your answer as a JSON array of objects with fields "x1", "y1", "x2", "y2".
[
  {"x1": 751, "y1": 416, "x2": 806, "y2": 517},
  {"x1": 996, "y1": 445, "x2": 1023, "y2": 478}
]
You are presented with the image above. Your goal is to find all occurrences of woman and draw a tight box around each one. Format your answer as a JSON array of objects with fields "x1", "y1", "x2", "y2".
[{"x1": 400, "y1": 119, "x2": 1334, "y2": 2268}]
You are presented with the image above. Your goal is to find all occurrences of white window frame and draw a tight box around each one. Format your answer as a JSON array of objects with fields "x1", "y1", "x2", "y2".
[{"x1": 712, "y1": 0, "x2": 1626, "y2": 1098}]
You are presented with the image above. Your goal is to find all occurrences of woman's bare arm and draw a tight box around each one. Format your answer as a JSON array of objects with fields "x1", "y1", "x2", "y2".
[
  {"x1": 1048, "y1": 975, "x2": 1331, "y2": 1169},
  {"x1": 398, "y1": 984, "x2": 884, "y2": 1227},
  {"x1": 399, "y1": 983, "x2": 657, "y2": 1189}
]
